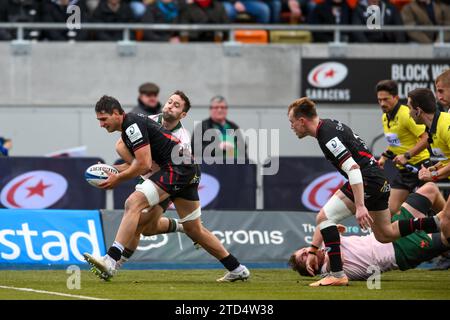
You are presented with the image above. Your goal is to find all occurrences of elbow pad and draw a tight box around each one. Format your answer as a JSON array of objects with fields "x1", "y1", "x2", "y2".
[{"x1": 341, "y1": 157, "x2": 363, "y2": 185}]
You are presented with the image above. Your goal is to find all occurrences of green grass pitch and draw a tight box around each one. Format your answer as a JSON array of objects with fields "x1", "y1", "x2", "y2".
[{"x1": 0, "y1": 269, "x2": 449, "y2": 300}]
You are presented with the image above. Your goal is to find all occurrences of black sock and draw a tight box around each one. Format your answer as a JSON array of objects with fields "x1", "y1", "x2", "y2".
[
  {"x1": 220, "y1": 254, "x2": 240, "y2": 271},
  {"x1": 167, "y1": 218, "x2": 177, "y2": 233},
  {"x1": 398, "y1": 217, "x2": 439, "y2": 237},
  {"x1": 107, "y1": 246, "x2": 122, "y2": 261},
  {"x1": 320, "y1": 225, "x2": 343, "y2": 273},
  {"x1": 122, "y1": 247, "x2": 134, "y2": 259}
]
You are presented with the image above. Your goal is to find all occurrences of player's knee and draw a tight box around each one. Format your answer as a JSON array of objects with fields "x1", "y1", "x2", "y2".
[
  {"x1": 183, "y1": 222, "x2": 202, "y2": 237},
  {"x1": 316, "y1": 210, "x2": 327, "y2": 225},
  {"x1": 124, "y1": 193, "x2": 149, "y2": 213}
]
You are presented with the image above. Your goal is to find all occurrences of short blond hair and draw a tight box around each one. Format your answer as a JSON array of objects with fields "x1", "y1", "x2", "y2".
[
  {"x1": 287, "y1": 97, "x2": 317, "y2": 120},
  {"x1": 436, "y1": 69, "x2": 450, "y2": 87}
]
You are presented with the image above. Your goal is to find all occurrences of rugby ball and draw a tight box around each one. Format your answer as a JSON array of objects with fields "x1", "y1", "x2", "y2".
[{"x1": 85, "y1": 163, "x2": 119, "y2": 188}]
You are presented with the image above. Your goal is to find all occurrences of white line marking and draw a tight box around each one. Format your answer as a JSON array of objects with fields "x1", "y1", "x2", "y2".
[{"x1": 0, "y1": 285, "x2": 107, "y2": 300}]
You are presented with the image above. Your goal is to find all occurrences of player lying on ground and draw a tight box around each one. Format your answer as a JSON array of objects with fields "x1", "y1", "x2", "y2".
[{"x1": 289, "y1": 183, "x2": 449, "y2": 280}]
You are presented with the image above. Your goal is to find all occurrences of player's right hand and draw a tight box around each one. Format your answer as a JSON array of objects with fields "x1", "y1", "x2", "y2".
[
  {"x1": 306, "y1": 252, "x2": 318, "y2": 276},
  {"x1": 355, "y1": 206, "x2": 373, "y2": 230}
]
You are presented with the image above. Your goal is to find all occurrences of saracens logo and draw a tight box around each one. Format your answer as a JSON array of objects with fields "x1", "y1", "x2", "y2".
[
  {"x1": 0, "y1": 171, "x2": 68, "y2": 209},
  {"x1": 307, "y1": 62, "x2": 348, "y2": 88},
  {"x1": 301, "y1": 172, "x2": 346, "y2": 211}
]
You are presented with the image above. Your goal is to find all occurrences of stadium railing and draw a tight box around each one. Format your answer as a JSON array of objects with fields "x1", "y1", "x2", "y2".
[{"x1": 0, "y1": 22, "x2": 449, "y2": 44}]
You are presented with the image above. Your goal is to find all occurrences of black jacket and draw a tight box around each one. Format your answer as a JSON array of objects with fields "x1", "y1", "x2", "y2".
[
  {"x1": 351, "y1": 1, "x2": 406, "y2": 43},
  {"x1": 92, "y1": 0, "x2": 135, "y2": 41},
  {"x1": 42, "y1": 0, "x2": 90, "y2": 41},
  {"x1": 179, "y1": 1, "x2": 229, "y2": 41},
  {"x1": 308, "y1": 0, "x2": 352, "y2": 42},
  {"x1": 191, "y1": 117, "x2": 248, "y2": 161},
  {"x1": 141, "y1": 2, "x2": 180, "y2": 41},
  {"x1": 130, "y1": 98, "x2": 162, "y2": 116}
]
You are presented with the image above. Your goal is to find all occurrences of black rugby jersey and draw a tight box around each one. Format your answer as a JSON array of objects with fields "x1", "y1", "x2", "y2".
[
  {"x1": 121, "y1": 113, "x2": 183, "y2": 167},
  {"x1": 316, "y1": 119, "x2": 379, "y2": 178}
]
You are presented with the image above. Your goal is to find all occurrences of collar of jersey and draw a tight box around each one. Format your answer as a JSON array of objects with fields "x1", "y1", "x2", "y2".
[
  {"x1": 157, "y1": 113, "x2": 182, "y2": 132},
  {"x1": 428, "y1": 110, "x2": 441, "y2": 136},
  {"x1": 427, "y1": 110, "x2": 441, "y2": 145},
  {"x1": 386, "y1": 102, "x2": 401, "y2": 121}
]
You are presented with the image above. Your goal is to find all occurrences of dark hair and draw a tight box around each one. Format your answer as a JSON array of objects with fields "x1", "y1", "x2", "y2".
[
  {"x1": 407, "y1": 88, "x2": 436, "y2": 114},
  {"x1": 288, "y1": 97, "x2": 318, "y2": 119},
  {"x1": 95, "y1": 95, "x2": 124, "y2": 115},
  {"x1": 288, "y1": 253, "x2": 312, "y2": 277},
  {"x1": 376, "y1": 80, "x2": 398, "y2": 96},
  {"x1": 173, "y1": 90, "x2": 191, "y2": 113}
]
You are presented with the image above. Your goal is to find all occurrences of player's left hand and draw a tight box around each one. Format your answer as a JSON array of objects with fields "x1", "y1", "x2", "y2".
[
  {"x1": 98, "y1": 168, "x2": 121, "y2": 189},
  {"x1": 355, "y1": 206, "x2": 373, "y2": 230},
  {"x1": 418, "y1": 164, "x2": 432, "y2": 182}
]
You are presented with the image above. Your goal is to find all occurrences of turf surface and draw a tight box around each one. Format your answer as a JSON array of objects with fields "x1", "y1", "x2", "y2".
[{"x1": 0, "y1": 269, "x2": 449, "y2": 300}]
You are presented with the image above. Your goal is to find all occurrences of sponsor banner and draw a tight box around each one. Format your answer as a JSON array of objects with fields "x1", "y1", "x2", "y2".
[
  {"x1": 0, "y1": 209, "x2": 105, "y2": 264},
  {"x1": 113, "y1": 164, "x2": 256, "y2": 210},
  {"x1": 264, "y1": 157, "x2": 342, "y2": 211},
  {"x1": 101, "y1": 210, "x2": 367, "y2": 263},
  {"x1": 302, "y1": 59, "x2": 450, "y2": 103},
  {"x1": 0, "y1": 157, "x2": 106, "y2": 209},
  {"x1": 264, "y1": 157, "x2": 398, "y2": 211}
]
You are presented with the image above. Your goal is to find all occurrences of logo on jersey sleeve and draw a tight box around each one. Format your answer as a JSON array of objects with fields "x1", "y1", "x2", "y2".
[
  {"x1": 325, "y1": 137, "x2": 347, "y2": 157},
  {"x1": 384, "y1": 133, "x2": 401, "y2": 147},
  {"x1": 430, "y1": 147, "x2": 447, "y2": 160},
  {"x1": 125, "y1": 123, "x2": 143, "y2": 143}
]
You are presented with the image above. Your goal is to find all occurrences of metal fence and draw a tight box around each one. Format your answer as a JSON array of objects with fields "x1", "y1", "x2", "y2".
[{"x1": 0, "y1": 22, "x2": 450, "y2": 44}]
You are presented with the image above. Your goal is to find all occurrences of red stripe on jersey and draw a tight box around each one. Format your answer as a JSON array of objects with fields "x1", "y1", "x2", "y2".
[
  {"x1": 162, "y1": 132, "x2": 181, "y2": 144},
  {"x1": 358, "y1": 151, "x2": 373, "y2": 159},
  {"x1": 168, "y1": 163, "x2": 174, "y2": 185},
  {"x1": 315, "y1": 120, "x2": 323, "y2": 137},
  {"x1": 133, "y1": 143, "x2": 149, "y2": 152}
]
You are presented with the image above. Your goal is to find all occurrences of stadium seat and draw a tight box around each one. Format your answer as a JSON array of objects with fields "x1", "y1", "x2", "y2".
[
  {"x1": 269, "y1": 30, "x2": 312, "y2": 44},
  {"x1": 235, "y1": 30, "x2": 268, "y2": 44}
]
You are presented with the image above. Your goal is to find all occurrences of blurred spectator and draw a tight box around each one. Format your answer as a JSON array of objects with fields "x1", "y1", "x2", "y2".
[
  {"x1": 179, "y1": 0, "x2": 229, "y2": 41},
  {"x1": 42, "y1": 0, "x2": 90, "y2": 41},
  {"x1": 352, "y1": 0, "x2": 406, "y2": 42},
  {"x1": 191, "y1": 95, "x2": 248, "y2": 162},
  {"x1": 0, "y1": 137, "x2": 12, "y2": 156},
  {"x1": 141, "y1": 0, "x2": 181, "y2": 42},
  {"x1": 129, "y1": 0, "x2": 147, "y2": 19},
  {"x1": 0, "y1": 0, "x2": 41, "y2": 41},
  {"x1": 220, "y1": 0, "x2": 271, "y2": 23},
  {"x1": 130, "y1": 82, "x2": 162, "y2": 116},
  {"x1": 92, "y1": 0, "x2": 135, "y2": 41},
  {"x1": 263, "y1": 0, "x2": 282, "y2": 22},
  {"x1": 401, "y1": 0, "x2": 450, "y2": 43},
  {"x1": 308, "y1": 0, "x2": 352, "y2": 42}
]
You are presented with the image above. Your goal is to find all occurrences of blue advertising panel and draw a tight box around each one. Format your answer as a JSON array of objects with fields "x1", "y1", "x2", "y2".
[
  {"x1": 0, "y1": 209, "x2": 106, "y2": 265},
  {"x1": 113, "y1": 164, "x2": 257, "y2": 210},
  {"x1": 0, "y1": 157, "x2": 106, "y2": 209}
]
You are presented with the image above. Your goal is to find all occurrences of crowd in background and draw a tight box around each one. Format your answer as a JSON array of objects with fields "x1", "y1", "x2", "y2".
[{"x1": 0, "y1": 0, "x2": 449, "y2": 42}]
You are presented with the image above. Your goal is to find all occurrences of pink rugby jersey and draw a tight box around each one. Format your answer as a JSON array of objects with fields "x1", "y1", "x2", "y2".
[{"x1": 331, "y1": 233, "x2": 398, "y2": 280}]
